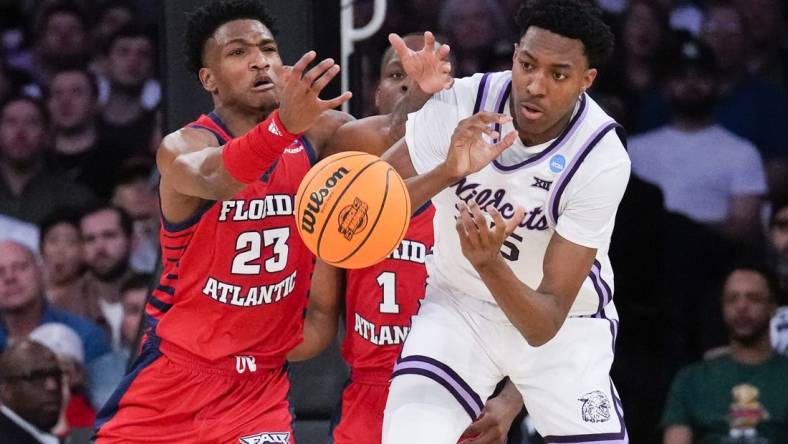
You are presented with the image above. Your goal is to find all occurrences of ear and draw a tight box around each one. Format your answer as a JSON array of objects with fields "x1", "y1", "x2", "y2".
[
  {"x1": 582, "y1": 68, "x2": 598, "y2": 92},
  {"x1": 511, "y1": 42, "x2": 518, "y2": 62},
  {"x1": 199, "y1": 67, "x2": 217, "y2": 94},
  {"x1": 374, "y1": 84, "x2": 382, "y2": 110}
]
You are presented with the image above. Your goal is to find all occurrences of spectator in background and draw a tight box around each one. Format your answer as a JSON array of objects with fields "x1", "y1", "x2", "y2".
[
  {"x1": 0, "y1": 213, "x2": 39, "y2": 252},
  {"x1": 47, "y1": 67, "x2": 122, "y2": 199},
  {"x1": 0, "y1": 339, "x2": 63, "y2": 444},
  {"x1": 0, "y1": 239, "x2": 110, "y2": 363},
  {"x1": 91, "y1": 1, "x2": 135, "y2": 59},
  {"x1": 437, "y1": 0, "x2": 511, "y2": 76},
  {"x1": 88, "y1": 273, "x2": 151, "y2": 409},
  {"x1": 31, "y1": 2, "x2": 91, "y2": 85},
  {"x1": 768, "y1": 199, "x2": 788, "y2": 356},
  {"x1": 731, "y1": 0, "x2": 787, "y2": 91},
  {"x1": 79, "y1": 205, "x2": 134, "y2": 348},
  {"x1": 629, "y1": 38, "x2": 766, "y2": 244},
  {"x1": 98, "y1": 25, "x2": 158, "y2": 160},
  {"x1": 0, "y1": 95, "x2": 94, "y2": 225},
  {"x1": 594, "y1": 0, "x2": 672, "y2": 130},
  {"x1": 29, "y1": 323, "x2": 95, "y2": 435},
  {"x1": 661, "y1": 265, "x2": 788, "y2": 444},
  {"x1": 112, "y1": 159, "x2": 158, "y2": 273},
  {"x1": 39, "y1": 208, "x2": 85, "y2": 315}
]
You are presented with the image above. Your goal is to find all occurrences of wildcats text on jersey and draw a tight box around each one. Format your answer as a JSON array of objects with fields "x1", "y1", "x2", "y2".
[
  {"x1": 452, "y1": 178, "x2": 549, "y2": 231},
  {"x1": 218, "y1": 194, "x2": 293, "y2": 221}
]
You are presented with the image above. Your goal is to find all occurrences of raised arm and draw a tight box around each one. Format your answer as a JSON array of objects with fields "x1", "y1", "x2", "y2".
[{"x1": 158, "y1": 51, "x2": 352, "y2": 220}]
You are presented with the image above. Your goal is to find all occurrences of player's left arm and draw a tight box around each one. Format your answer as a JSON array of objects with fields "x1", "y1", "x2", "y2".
[
  {"x1": 457, "y1": 150, "x2": 630, "y2": 346},
  {"x1": 288, "y1": 260, "x2": 344, "y2": 361},
  {"x1": 460, "y1": 378, "x2": 523, "y2": 444},
  {"x1": 305, "y1": 109, "x2": 355, "y2": 160}
]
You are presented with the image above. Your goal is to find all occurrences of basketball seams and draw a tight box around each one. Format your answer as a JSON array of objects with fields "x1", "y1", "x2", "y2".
[
  {"x1": 295, "y1": 151, "x2": 370, "y2": 228},
  {"x1": 316, "y1": 159, "x2": 383, "y2": 259},
  {"x1": 331, "y1": 162, "x2": 391, "y2": 267}
]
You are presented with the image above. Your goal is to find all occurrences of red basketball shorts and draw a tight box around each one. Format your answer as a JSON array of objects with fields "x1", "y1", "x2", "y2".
[{"x1": 332, "y1": 379, "x2": 389, "y2": 444}]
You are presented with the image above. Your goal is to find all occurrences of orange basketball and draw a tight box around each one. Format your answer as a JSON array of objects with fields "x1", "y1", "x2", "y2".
[{"x1": 294, "y1": 151, "x2": 411, "y2": 269}]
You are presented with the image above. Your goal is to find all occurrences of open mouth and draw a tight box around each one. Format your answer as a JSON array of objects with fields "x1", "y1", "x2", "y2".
[
  {"x1": 252, "y1": 78, "x2": 274, "y2": 91},
  {"x1": 520, "y1": 103, "x2": 544, "y2": 120}
]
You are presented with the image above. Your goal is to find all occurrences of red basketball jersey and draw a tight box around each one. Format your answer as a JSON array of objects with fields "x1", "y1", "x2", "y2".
[
  {"x1": 147, "y1": 112, "x2": 316, "y2": 364},
  {"x1": 341, "y1": 204, "x2": 435, "y2": 379}
]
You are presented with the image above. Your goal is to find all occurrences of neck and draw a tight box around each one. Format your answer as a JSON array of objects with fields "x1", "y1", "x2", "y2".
[
  {"x1": 671, "y1": 115, "x2": 714, "y2": 131},
  {"x1": 3, "y1": 298, "x2": 43, "y2": 339},
  {"x1": 730, "y1": 334, "x2": 774, "y2": 365},
  {"x1": 0, "y1": 158, "x2": 43, "y2": 196},
  {"x1": 103, "y1": 88, "x2": 143, "y2": 125},
  {"x1": 512, "y1": 94, "x2": 575, "y2": 146},
  {"x1": 212, "y1": 103, "x2": 273, "y2": 138},
  {"x1": 87, "y1": 272, "x2": 124, "y2": 303},
  {"x1": 55, "y1": 124, "x2": 97, "y2": 155}
]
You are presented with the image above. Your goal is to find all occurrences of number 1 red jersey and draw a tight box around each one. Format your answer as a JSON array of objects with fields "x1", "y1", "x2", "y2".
[
  {"x1": 341, "y1": 204, "x2": 435, "y2": 381},
  {"x1": 146, "y1": 112, "x2": 316, "y2": 365}
]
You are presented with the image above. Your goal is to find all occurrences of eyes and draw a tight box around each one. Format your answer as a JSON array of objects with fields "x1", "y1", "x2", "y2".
[
  {"x1": 519, "y1": 61, "x2": 568, "y2": 81},
  {"x1": 227, "y1": 45, "x2": 278, "y2": 57},
  {"x1": 389, "y1": 71, "x2": 405, "y2": 80}
]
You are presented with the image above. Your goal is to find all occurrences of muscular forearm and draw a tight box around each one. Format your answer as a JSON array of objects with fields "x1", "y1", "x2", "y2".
[
  {"x1": 475, "y1": 258, "x2": 567, "y2": 346},
  {"x1": 405, "y1": 164, "x2": 456, "y2": 211}
]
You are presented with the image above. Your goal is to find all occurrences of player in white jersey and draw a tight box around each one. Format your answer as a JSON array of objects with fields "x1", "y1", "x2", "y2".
[{"x1": 380, "y1": 1, "x2": 630, "y2": 443}]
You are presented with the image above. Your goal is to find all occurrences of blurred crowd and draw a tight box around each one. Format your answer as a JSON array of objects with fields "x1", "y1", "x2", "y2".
[{"x1": 0, "y1": 0, "x2": 787, "y2": 443}]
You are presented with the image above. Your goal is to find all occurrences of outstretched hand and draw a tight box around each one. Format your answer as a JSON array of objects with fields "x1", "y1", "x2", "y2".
[
  {"x1": 277, "y1": 51, "x2": 353, "y2": 134},
  {"x1": 388, "y1": 31, "x2": 452, "y2": 94},
  {"x1": 444, "y1": 112, "x2": 517, "y2": 180}
]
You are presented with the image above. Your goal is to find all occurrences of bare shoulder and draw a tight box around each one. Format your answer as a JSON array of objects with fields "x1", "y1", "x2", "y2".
[
  {"x1": 304, "y1": 109, "x2": 355, "y2": 154},
  {"x1": 156, "y1": 127, "x2": 220, "y2": 170}
]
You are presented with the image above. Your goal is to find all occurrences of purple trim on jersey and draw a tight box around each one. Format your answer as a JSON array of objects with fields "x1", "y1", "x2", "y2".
[
  {"x1": 492, "y1": 94, "x2": 588, "y2": 173},
  {"x1": 392, "y1": 355, "x2": 484, "y2": 420},
  {"x1": 548, "y1": 122, "x2": 620, "y2": 224},
  {"x1": 541, "y1": 380, "x2": 628, "y2": 443},
  {"x1": 472, "y1": 73, "x2": 492, "y2": 114},
  {"x1": 587, "y1": 260, "x2": 613, "y2": 319},
  {"x1": 492, "y1": 80, "x2": 512, "y2": 143}
]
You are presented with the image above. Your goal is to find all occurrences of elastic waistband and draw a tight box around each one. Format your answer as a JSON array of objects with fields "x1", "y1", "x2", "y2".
[
  {"x1": 160, "y1": 341, "x2": 286, "y2": 377},
  {"x1": 351, "y1": 368, "x2": 392, "y2": 385}
]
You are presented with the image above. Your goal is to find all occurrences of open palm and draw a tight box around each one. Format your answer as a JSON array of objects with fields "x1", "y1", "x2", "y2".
[
  {"x1": 446, "y1": 112, "x2": 517, "y2": 179},
  {"x1": 389, "y1": 31, "x2": 452, "y2": 94}
]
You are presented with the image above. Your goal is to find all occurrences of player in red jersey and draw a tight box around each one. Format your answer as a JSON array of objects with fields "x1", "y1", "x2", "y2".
[
  {"x1": 288, "y1": 34, "x2": 523, "y2": 444},
  {"x1": 93, "y1": 1, "x2": 358, "y2": 442}
]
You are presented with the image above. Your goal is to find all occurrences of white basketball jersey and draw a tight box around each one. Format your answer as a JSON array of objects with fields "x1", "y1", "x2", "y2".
[{"x1": 405, "y1": 71, "x2": 631, "y2": 316}]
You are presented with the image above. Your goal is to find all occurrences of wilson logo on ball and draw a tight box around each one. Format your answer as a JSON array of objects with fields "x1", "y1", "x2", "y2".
[
  {"x1": 338, "y1": 197, "x2": 369, "y2": 241},
  {"x1": 300, "y1": 166, "x2": 350, "y2": 234}
]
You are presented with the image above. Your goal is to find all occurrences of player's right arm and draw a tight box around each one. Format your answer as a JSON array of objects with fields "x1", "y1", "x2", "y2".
[{"x1": 662, "y1": 425, "x2": 692, "y2": 444}]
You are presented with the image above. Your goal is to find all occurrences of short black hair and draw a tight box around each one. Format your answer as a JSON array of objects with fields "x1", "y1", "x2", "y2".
[
  {"x1": 515, "y1": 0, "x2": 615, "y2": 69},
  {"x1": 184, "y1": 0, "x2": 277, "y2": 76},
  {"x1": 121, "y1": 273, "x2": 153, "y2": 296},
  {"x1": 80, "y1": 204, "x2": 134, "y2": 239},
  {"x1": 39, "y1": 207, "x2": 83, "y2": 249},
  {"x1": 0, "y1": 94, "x2": 49, "y2": 127},
  {"x1": 104, "y1": 24, "x2": 156, "y2": 55},
  {"x1": 725, "y1": 262, "x2": 780, "y2": 302}
]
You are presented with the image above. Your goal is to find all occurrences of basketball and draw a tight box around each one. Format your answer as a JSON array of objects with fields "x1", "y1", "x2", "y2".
[{"x1": 294, "y1": 151, "x2": 411, "y2": 269}]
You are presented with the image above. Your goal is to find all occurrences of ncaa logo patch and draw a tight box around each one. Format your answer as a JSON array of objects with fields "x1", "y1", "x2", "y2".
[
  {"x1": 239, "y1": 432, "x2": 290, "y2": 444},
  {"x1": 578, "y1": 391, "x2": 611, "y2": 423},
  {"x1": 549, "y1": 154, "x2": 566, "y2": 173}
]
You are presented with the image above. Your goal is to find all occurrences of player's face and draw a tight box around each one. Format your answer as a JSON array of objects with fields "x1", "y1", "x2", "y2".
[
  {"x1": 201, "y1": 19, "x2": 282, "y2": 112},
  {"x1": 48, "y1": 71, "x2": 96, "y2": 131},
  {"x1": 42, "y1": 222, "x2": 83, "y2": 285},
  {"x1": 80, "y1": 209, "x2": 130, "y2": 280},
  {"x1": 722, "y1": 270, "x2": 776, "y2": 345},
  {"x1": 510, "y1": 27, "x2": 597, "y2": 145}
]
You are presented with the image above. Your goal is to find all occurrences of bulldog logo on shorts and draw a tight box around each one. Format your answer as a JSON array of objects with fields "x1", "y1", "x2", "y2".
[
  {"x1": 578, "y1": 391, "x2": 611, "y2": 423},
  {"x1": 239, "y1": 432, "x2": 290, "y2": 444}
]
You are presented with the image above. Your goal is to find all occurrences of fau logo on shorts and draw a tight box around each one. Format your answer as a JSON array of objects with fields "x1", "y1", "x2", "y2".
[{"x1": 239, "y1": 432, "x2": 290, "y2": 444}]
